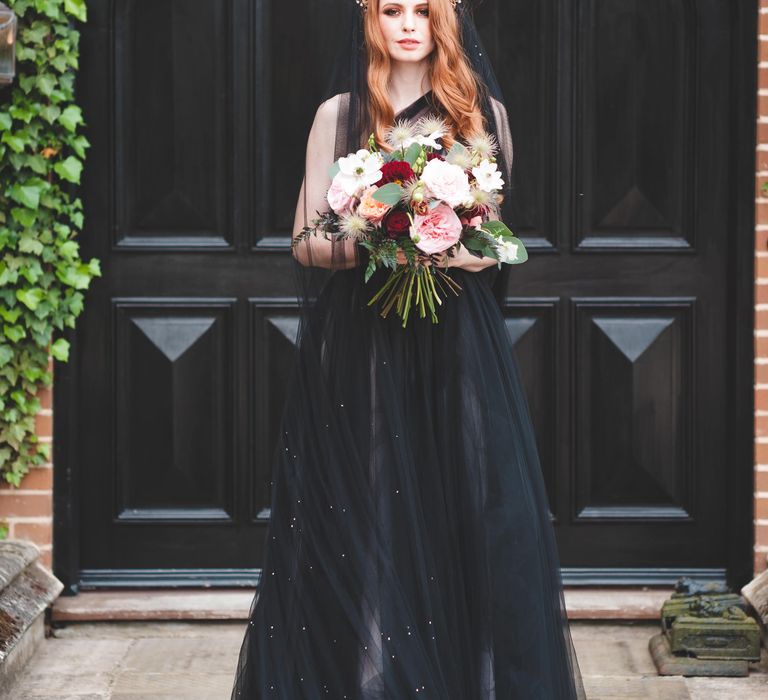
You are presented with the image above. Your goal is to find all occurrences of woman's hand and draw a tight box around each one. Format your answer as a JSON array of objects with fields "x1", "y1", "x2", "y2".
[{"x1": 438, "y1": 243, "x2": 498, "y2": 272}]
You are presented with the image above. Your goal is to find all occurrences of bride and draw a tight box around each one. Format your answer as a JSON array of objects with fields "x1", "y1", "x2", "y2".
[{"x1": 231, "y1": 1, "x2": 585, "y2": 697}]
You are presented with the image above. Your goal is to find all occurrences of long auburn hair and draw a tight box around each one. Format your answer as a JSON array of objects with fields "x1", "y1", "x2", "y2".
[{"x1": 363, "y1": 0, "x2": 487, "y2": 150}]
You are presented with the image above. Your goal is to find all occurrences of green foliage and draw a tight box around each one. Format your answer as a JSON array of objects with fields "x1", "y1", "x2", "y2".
[{"x1": 0, "y1": 0, "x2": 97, "y2": 486}]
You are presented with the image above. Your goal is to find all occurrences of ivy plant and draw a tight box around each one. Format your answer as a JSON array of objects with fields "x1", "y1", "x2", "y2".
[{"x1": 0, "y1": 0, "x2": 98, "y2": 487}]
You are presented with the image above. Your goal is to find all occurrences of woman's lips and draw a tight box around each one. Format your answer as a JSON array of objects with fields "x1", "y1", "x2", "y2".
[{"x1": 397, "y1": 40, "x2": 420, "y2": 48}]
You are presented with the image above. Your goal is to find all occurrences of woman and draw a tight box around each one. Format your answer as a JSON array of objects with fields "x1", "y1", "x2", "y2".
[{"x1": 231, "y1": 1, "x2": 586, "y2": 697}]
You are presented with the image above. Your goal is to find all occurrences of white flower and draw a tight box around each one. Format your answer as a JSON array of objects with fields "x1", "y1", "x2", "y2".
[
  {"x1": 445, "y1": 144, "x2": 473, "y2": 170},
  {"x1": 336, "y1": 149, "x2": 384, "y2": 196},
  {"x1": 467, "y1": 132, "x2": 498, "y2": 160},
  {"x1": 403, "y1": 133, "x2": 443, "y2": 151},
  {"x1": 472, "y1": 160, "x2": 505, "y2": 193},
  {"x1": 420, "y1": 158, "x2": 471, "y2": 208},
  {"x1": 338, "y1": 212, "x2": 372, "y2": 240},
  {"x1": 385, "y1": 120, "x2": 417, "y2": 150},
  {"x1": 496, "y1": 238, "x2": 518, "y2": 263}
]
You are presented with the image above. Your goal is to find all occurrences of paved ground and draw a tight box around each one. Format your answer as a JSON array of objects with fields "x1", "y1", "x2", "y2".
[{"x1": 2, "y1": 621, "x2": 767, "y2": 699}]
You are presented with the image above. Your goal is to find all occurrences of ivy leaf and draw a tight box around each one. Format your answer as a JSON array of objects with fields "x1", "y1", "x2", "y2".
[
  {"x1": 70, "y1": 134, "x2": 89, "y2": 158},
  {"x1": 8, "y1": 183, "x2": 41, "y2": 210},
  {"x1": 16, "y1": 288, "x2": 46, "y2": 311},
  {"x1": 0, "y1": 112, "x2": 11, "y2": 131},
  {"x1": 2, "y1": 132, "x2": 26, "y2": 154},
  {"x1": 40, "y1": 104, "x2": 62, "y2": 124},
  {"x1": 53, "y1": 155, "x2": 83, "y2": 183},
  {"x1": 3, "y1": 325, "x2": 26, "y2": 343},
  {"x1": 11, "y1": 207, "x2": 37, "y2": 228},
  {"x1": 0, "y1": 345, "x2": 12, "y2": 367},
  {"x1": 36, "y1": 73, "x2": 57, "y2": 97},
  {"x1": 58, "y1": 240, "x2": 79, "y2": 259},
  {"x1": 58, "y1": 105, "x2": 83, "y2": 133},
  {"x1": 64, "y1": 0, "x2": 88, "y2": 22},
  {"x1": 19, "y1": 232, "x2": 45, "y2": 255},
  {"x1": 50, "y1": 337, "x2": 70, "y2": 362}
]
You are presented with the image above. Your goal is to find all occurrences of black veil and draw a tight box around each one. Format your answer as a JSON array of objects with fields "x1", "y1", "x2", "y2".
[
  {"x1": 290, "y1": 0, "x2": 515, "y2": 309},
  {"x1": 231, "y1": 2, "x2": 586, "y2": 698}
]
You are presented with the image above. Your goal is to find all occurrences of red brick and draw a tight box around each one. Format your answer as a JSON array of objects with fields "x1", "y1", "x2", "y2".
[
  {"x1": 39, "y1": 549, "x2": 52, "y2": 570},
  {"x1": 14, "y1": 521, "x2": 52, "y2": 546},
  {"x1": 756, "y1": 415, "x2": 768, "y2": 438},
  {"x1": 755, "y1": 362, "x2": 768, "y2": 384},
  {"x1": 34, "y1": 412, "x2": 52, "y2": 438},
  {"x1": 757, "y1": 470, "x2": 768, "y2": 490},
  {"x1": 0, "y1": 467, "x2": 52, "y2": 492},
  {"x1": 0, "y1": 493, "x2": 52, "y2": 518},
  {"x1": 759, "y1": 122, "x2": 768, "y2": 144},
  {"x1": 756, "y1": 442, "x2": 768, "y2": 464},
  {"x1": 756, "y1": 524, "x2": 768, "y2": 548},
  {"x1": 756, "y1": 229, "x2": 768, "y2": 252},
  {"x1": 35, "y1": 386, "x2": 52, "y2": 411},
  {"x1": 756, "y1": 497, "x2": 768, "y2": 519},
  {"x1": 754, "y1": 550, "x2": 767, "y2": 577}
]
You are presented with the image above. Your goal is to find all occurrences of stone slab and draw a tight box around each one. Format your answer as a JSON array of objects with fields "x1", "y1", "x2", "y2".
[{"x1": 51, "y1": 587, "x2": 672, "y2": 623}]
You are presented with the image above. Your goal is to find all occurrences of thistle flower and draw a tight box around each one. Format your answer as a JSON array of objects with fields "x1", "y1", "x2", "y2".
[
  {"x1": 467, "y1": 132, "x2": 499, "y2": 160},
  {"x1": 338, "y1": 212, "x2": 372, "y2": 240},
  {"x1": 385, "y1": 120, "x2": 417, "y2": 150},
  {"x1": 445, "y1": 144, "x2": 473, "y2": 170},
  {"x1": 416, "y1": 115, "x2": 448, "y2": 137}
]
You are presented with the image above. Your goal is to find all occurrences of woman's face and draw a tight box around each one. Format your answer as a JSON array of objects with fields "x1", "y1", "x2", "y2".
[{"x1": 378, "y1": 1, "x2": 435, "y2": 64}]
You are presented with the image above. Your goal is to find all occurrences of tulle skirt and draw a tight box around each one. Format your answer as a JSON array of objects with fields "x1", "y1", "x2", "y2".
[{"x1": 230, "y1": 262, "x2": 585, "y2": 699}]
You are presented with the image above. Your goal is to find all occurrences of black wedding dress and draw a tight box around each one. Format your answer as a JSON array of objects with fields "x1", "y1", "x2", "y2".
[{"x1": 230, "y1": 94, "x2": 586, "y2": 699}]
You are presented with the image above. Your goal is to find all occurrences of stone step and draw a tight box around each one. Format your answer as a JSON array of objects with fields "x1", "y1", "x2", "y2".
[
  {"x1": 0, "y1": 540, "x2": 63, "y2": 691},
  {"x1": 51, "y1": 586, "x2": 673, "y2": 622}
]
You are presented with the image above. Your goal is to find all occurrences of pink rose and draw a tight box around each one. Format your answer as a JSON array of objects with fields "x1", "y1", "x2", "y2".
[
  {"x1": 410, "y1": 203, "x2": 463, "y2": 255},
  {"x1": 358, "y1": 186, "x2": 392, "y2": 223},
  {"x1": 420, "y1": 158, "x2": 471, "y2": 208},
  {"x1": 327, "y1": 173, "x2": 354, "y2": 214}
]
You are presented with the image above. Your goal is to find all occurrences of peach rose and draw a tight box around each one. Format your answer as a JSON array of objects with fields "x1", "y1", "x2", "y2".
[
  {"x1": 358, "y1": 186, "x2": 392, "y2": 223},
  {"x1": 410, "y1": 203, "x2": 463, "y2": 255}
]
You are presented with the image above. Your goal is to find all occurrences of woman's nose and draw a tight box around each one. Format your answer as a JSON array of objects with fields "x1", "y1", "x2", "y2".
[{"x1": 402, "y1": 10, "x2": 416, "y2": 31}]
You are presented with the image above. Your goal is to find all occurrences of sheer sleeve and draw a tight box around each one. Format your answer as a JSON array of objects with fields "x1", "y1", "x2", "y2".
[{"x1": 291, "y1": 94, "x2": 361, "y2": 270}]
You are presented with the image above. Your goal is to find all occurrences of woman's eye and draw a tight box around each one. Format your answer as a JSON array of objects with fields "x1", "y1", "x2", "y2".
[{"x1": 418, "y1": 9, "x2": 429, "y2": 16}]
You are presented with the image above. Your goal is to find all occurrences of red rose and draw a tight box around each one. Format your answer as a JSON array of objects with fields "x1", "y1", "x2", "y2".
[
  {"x1": 426, "y1": 152, "x2": 445, "y2": 162},
  {"x1": 377, "y1": 161, "x2": 415, "y2": 187},
  {"x1": 384, "y1": 210, "x2": 411, "y2": 239}
]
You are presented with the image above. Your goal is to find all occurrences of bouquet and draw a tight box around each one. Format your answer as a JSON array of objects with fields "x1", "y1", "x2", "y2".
[{"x1": 292, "y1": 115, "x2": 528, "y2": 327}]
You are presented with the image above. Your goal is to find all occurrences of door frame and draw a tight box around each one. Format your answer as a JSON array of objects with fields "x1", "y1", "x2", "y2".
[{"x1": 53, "y1": 2, "x2": 758, "y2": 594}]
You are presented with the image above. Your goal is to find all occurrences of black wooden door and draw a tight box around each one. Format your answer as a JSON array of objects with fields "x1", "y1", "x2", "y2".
[{"x1": 55, "y1": 0, "x2": 755, "y2": 591}]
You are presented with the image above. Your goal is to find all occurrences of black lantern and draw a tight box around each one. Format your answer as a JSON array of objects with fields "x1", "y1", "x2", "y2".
[{"x1": 0, "y1": 2, "x2": 17, "y2": 86}]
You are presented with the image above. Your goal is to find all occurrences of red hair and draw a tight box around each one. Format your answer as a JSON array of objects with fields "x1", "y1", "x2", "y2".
[{"x1": 363, "y1": 0, "x2": 487, "y2": 151}]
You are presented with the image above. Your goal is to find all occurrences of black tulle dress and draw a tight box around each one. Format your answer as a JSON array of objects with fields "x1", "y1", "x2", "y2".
[{"x1": 230, "y1": 96, "x2": 585, "y2": 700}]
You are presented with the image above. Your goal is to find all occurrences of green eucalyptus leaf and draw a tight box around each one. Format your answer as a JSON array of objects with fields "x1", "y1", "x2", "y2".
[
  {"x1": 372, "y1": 183, "x2": 403, "y2": 206},
  {"x1": 480, "y1": 220, "x2": 514, "y2": 239},
  {"x1": 403, "y1": 142, "x2": 422, "y2": 167}
]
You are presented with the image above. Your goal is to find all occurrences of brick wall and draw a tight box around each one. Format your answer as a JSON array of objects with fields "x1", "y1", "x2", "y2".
[
  {"x1": 0, "y1": 357, "x2": 54, "y2": 570},
  {"x1": 756, "y1": 1, "x2": 768, "y2": 577}
]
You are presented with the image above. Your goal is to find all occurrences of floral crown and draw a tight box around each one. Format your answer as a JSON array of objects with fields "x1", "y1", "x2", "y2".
[{"x1": 356, "y1": 0, "x2": 462, "y2": 10}]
